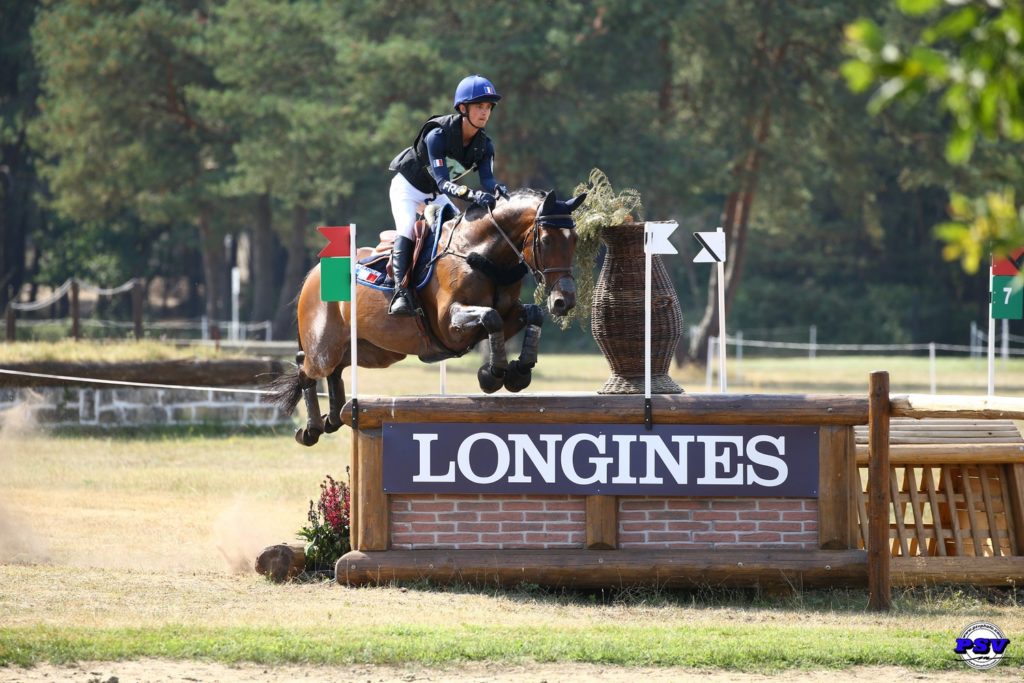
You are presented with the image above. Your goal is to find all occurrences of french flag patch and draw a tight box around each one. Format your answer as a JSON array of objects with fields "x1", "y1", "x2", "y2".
[
  {"x1": 485, "y1": 86, "x2": 494, "y2": 94},
  {"x1": 433, "y1": 158, "x2": 445, "y2": 168}
]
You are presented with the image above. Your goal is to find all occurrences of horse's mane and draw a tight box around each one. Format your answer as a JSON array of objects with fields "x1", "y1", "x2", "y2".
[{"x1": 465, "y1": 188, "x2": 545, "y2": 223}]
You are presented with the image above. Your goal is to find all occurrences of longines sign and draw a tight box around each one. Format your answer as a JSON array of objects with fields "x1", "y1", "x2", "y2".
[{"x1": 382, "y1": 423, "x2": 819, "y2": 497}]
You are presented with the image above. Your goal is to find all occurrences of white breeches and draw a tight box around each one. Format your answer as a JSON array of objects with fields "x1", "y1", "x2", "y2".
[{"x1": 389, "y1": 173, "x2": 456, "y2": 240}]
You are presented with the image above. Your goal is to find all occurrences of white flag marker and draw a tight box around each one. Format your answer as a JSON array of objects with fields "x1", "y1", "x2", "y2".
[
  {"x1": 350, "y1": 223, "x2": 358, "y2": 404},
  {"x1": 693, "y1": 227, "x2": 728, "y2": 392}
]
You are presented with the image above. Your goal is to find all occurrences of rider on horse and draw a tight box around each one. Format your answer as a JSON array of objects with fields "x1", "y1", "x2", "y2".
[{"x1": 386, "y1": 74, "x2": 508, "y2": 316}]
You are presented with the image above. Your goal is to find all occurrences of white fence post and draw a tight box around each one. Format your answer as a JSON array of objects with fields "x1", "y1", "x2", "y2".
[
  {"x1": 809, "y1": 325, "x2": 817, "y2": 360},
  {"x1": 929, "y1": 342, "x2": 936, "y2": 395},
  {"x1": 706, "y1": 336, "x2": 716, "y2": 391}
]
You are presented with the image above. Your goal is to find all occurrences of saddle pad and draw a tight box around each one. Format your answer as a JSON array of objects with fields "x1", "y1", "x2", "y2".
[{"x1": 355, "y1": 218, "x2": 445, "y2": 292}]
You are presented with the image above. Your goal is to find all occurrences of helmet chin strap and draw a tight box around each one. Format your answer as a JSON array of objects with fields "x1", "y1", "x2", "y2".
[{"x1": 459, "y1": 106, "x2": 486, "y2": 131}]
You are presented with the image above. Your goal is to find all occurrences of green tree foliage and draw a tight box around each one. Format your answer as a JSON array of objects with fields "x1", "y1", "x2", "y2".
[
  {"x1": 844, "y1": 0, "x2": 1024, "y2": 272},
  {"x1": 9, "y1": 0, "x2": 1003, "y2": 354}
]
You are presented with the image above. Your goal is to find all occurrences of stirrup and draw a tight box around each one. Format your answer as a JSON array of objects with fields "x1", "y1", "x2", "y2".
[{"x1": 388, "y1": 288, "x2": 416, "y2": 316}]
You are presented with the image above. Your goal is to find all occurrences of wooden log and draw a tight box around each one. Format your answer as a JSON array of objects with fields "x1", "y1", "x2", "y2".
[
  {"x1": 343, "y1": 393, "x2": 870, "y2": 429},
  {"x1": 891, "y1": 556, "x2": 1024, "y2": 586},
  {"x1": 1006, "y1": 463, "x2": 1024, "y2": 556},
  {"x1": 855, "y1": 443, "x2": 1024, "y2": 465},
  {"x1": 0, "y1": 359, "x2": 287, "y2": 388},
  {"x1": 585, "y1": 495, "x2": 617, "y2": 550},
  {"x1": 867, "y1": 371, "x2": 892, "y2": 612},
  {"x1": 255, "y1": 543, "x2": 306, "y2": 582},
  {"x1": 355, "y1": 428, "x2": 388, "y2": 551},
  {"x1": 818, "y1": 426, "x2": 856, "y2": 549},
  {"x1": 891, "y1": 394, "x2": 1024, "y2": 421},
  {"x1": 336, "y1": 548, "x2": 868, "y2": 589}
]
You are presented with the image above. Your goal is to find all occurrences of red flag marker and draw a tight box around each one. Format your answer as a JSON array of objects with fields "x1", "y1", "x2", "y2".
[{"x1": 318, "y1": 226, "x2": 351, "y2": 258}]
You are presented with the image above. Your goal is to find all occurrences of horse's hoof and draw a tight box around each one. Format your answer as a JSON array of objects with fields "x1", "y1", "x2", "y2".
[
  {"x1": 294, "y1": 426, "x2": 322, "y2": 447},
  {"x1": 323, "y1": 414, "x2": 343, "y2": 434},
  {"x1": 477, "y1": 365, "x2": 506, "y2": 394},
  {"x1": 503, "y1": 360, "x2": 533, "y2": 393}
]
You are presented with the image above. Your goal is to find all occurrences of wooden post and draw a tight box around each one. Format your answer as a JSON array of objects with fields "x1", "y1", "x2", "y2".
[
  {"x1": 355, "y1": 428, "x2": 388, "y2": 551},
  {"x1": 70, "y1": 280, "x2": 80, "y2": 341},
  {"x1": 868, "y1": 371, "x2": 892, "y2": 611},
  {"x1": 4, "y1": 304, "x2": 13, "y2": 342},
  {"x1": 818, "y1": 426, "x2": 856, "y2": 549},
  {"x1": 132, "y1": 279, "x2": 144, "y2": 340},
  {"x1": 585, "y1": 496, "x2": 618, "y2": 549}
]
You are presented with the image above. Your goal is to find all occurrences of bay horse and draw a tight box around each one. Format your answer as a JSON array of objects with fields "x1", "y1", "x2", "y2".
[{"x1": 267, "y1": 188, "x2": 587, "y2": 446}]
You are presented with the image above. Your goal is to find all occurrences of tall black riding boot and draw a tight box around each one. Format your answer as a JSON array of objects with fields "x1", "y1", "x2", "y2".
[{"x1": 388, "y1": 235, "x2": 416, "y2": 316}]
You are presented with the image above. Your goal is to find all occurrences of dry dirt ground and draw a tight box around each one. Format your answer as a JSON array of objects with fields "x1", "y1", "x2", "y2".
[{"x1": 0, "y1": 661, "x2": 1016, "y2": 683}]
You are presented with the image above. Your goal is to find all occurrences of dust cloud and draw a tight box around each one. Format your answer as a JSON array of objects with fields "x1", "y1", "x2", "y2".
[
  {"x1": 0, "y1": 390, "x2": 51, "y2": 564},
  {"x1": 0, "y1": 502, "x2": 50, "y2": 564},
  {"x1": 211, "y1": 498, "x2": 300, "y2": 574},
  {"x1": 0, "y1": 388, "x2": 42, "y2": 441}
]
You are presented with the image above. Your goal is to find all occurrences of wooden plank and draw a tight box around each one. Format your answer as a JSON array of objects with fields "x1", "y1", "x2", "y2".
[
  {"x1": 940, "y1": 467, "x2": 964, "y2": 556},
  {"x1": 997, "y1": 467, "x2": 1018, "y2": 556},
  {"x1": 336, "y1": 548, "x2": 869, "y2": 589},
  {"x1": 960, "y1": 466, "x2": 985, "y2": 556},
  {"x1": 890, "y1": 394, "x2": 1024, "y2": 421},
  {"x1": 1005, "y1": 463, "x2": 1024, "y2": 556},
  {"x1": 904, "y1": 468, "x2": 930, "y2": 557},
  {"x1": 922, "y1": 467, "x2": 947, "y2": 557},
  {"x1": 343, "y1": 393, "x2": 870, "y2": 429},
  {"x1": 585, "y1": 496, "x2": 618, "y2": 550},
  {"x1": 856, "y1": 472, "x2": 870, "y2": 550},
  {"x1": 854, "y1": 443, "x2": 1024, "y2": 465},
  {"x1": 867, "y1": 370, "x2": 892, "y2": 611},
  {"x1": 355, "y1": 428, "x2": 389, "y2": 552},
  {"x1": 818, "y1": 426, "x2": 856, "y2": 549},
  {"x1": 892, "y1": 556, "x2": 1024, "y2": 586},
  {"x1": 890, "y1": 469, "x2": 910, "y2": 556},
  {"x1": 978, "y1": 466, "x2": 1003, "y2": 558}
]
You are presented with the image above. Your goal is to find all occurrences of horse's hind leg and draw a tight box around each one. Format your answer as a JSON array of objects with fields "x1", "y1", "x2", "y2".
[
  {"x1": 323, "y1": 366, "x2": 345, "y2": 434},
  {"x1": 504, "y1": 304, "x2": 543, "y2": 393},
  {"x1": 295, "y1": 350, "x2": 326, "y2": 446}
]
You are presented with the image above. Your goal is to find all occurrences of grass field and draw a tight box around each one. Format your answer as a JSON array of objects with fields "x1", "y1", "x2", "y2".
[{"x1": 2, "y1": 347, "x2": 1024, "y2": 676}]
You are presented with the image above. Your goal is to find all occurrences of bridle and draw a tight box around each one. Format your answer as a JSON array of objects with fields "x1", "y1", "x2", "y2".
[{"x1": 485, "y1": 204, "x2": 575, "y2": 289}]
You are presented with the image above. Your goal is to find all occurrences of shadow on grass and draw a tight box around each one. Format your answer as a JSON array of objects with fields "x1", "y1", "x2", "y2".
[{"x1": 364, "y1": 577, "x2": 1022, "y2": 616}]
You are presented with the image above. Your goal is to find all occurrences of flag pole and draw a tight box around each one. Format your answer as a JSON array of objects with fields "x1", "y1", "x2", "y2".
[
  {"x1": 717, "y1": 227, "x2": 727, "y2": 393},
  {"x1": 988, "y1": 254, "x2": 995, "y2": 396},
  {"x1": 350, "y1": 223, "x2": 358, "y2": 405}
]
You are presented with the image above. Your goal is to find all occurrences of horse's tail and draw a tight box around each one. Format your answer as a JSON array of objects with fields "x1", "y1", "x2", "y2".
[
  {"x1": 263, "y1": 326, "x2": 304, "y2": 414},
  {"x1": 264, "y1": 369, "x2": 303, "y2": 414}
]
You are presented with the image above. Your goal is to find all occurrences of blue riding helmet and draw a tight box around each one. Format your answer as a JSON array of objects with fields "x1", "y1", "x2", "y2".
[{"x1": 453, "y1": 75, "x2": 502, "y2": 111}]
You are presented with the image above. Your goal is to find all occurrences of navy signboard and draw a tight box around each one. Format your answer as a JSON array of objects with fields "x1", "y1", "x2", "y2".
[{"x1": 383, "y1": 423, "x2": 819, "y2": 497}]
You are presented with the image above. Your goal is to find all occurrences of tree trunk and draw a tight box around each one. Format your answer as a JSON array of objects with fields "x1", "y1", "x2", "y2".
[
  {"x1": 196, "y1": 207, "x2": 225, "y2": 322},
  {"x1": 272, "y1": 204, "x2": 310, "y2": 340},
  {"x1": 688, "y1": 103, "x2": 772, "y2": 364},
  {"x1": 248, "y1": 192, "x2": 279, "y2": 323},
  {"x1": 1, "y1": 140, "x2": 29, "y2": 312}
]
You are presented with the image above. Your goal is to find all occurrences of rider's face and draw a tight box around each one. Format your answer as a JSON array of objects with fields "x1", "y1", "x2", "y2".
[{"x1": 462, "y1": 102, "x2": 493, "y2": 128}]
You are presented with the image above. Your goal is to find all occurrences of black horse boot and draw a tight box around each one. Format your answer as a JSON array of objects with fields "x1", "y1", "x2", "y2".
[{"x1": 388, "y1": 235, "x2": 416, "y2": 316}]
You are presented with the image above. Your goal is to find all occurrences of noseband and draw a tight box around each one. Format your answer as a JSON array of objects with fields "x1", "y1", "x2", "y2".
[{"x1": 486, "y1": 205, "x2": 575, "y2": 289}]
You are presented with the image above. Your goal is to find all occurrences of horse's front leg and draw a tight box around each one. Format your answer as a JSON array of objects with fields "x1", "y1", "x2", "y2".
[
  {"x1": 450, "y1": 303, "x2": 507, "y2": 394},
  {"x1": 503, "y1": 303, "x2": 543, "y2": 393}
]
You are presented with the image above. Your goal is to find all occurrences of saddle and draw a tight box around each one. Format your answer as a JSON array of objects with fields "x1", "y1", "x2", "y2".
[{"x1": 356, "y1": 203, "x2": 457, "y2": 291}]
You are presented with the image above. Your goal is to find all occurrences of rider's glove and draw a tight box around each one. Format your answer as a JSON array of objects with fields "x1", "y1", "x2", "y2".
[
  {"x1": 471, "y1": 190, "x2": 497, "y2": 209},
  {"x1": 439, "y1": 180, "x2": 471, "y2": 199},
  {"x1": 494, "y1": 184, "x2": 509, "y2": 200}
]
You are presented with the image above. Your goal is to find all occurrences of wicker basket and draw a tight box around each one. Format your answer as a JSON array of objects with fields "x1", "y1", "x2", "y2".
[{"x1": 591, "y1": 224, "x2": 683, "y2": 394}]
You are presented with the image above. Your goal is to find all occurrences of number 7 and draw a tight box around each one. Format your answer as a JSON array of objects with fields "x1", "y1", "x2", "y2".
[{"x1": 1005, "y1": 287, "x2": 1014, "y2": 305}]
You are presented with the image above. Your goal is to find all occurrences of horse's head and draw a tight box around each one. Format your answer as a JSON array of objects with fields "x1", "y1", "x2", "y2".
[{"x1": 515, "y1": 190, "x2": 588, "y2": 316}]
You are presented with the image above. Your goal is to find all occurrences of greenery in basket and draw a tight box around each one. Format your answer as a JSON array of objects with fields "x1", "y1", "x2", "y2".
[
  {"x1": 540, "y1": 168, "x2": 643, "y2": 330},
  {"x1": 297, "y1": 473, "x2": 351, "y2": 571}
]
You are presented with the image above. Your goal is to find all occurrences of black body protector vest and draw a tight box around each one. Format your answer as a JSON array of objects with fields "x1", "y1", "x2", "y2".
[{"x1": 389, "y1": 114, "x2": 491, "y2": 195}]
